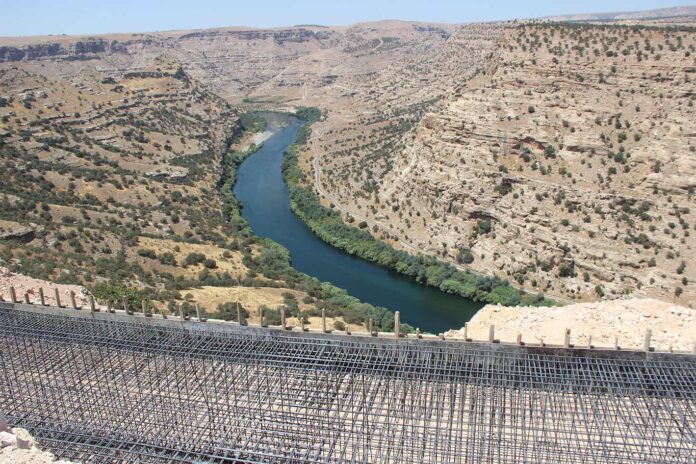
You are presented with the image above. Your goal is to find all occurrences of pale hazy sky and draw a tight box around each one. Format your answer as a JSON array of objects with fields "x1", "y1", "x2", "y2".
[{"x1": 0, "y1": 0, "x2": 691, "y2": 37}]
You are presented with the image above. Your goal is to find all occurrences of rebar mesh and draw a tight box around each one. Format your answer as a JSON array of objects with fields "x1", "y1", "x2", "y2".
[{"x1": 1, "y1": 307, "x2": 695, "y2": 463}]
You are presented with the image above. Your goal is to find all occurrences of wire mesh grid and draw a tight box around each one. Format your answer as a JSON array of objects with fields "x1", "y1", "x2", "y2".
[{"x1": 1, "y1": 307, "x2": 695, "y2": 463}]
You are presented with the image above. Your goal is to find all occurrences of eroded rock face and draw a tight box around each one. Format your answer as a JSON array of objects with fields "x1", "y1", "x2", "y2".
[
  {"x1": 446, "y1": 298, "x2": 696, "y2": 351},
  {"x1": 0, "y1": 224, "x2": 34, "y2": 243},
  {"x1": 0, "y1": 39, "x2": 127, "y2": 62},
  {"x1": 313, "y1": 23, "x2": 696, "y2": 306}
]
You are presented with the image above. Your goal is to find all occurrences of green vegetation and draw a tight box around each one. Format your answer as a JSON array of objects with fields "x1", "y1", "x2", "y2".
[
  {"x1": 282, "y1": 109, "x2": 553, "y2": 308},
  {"x1": 214, "y1": 109, "x2": 410, "y2": 332}
]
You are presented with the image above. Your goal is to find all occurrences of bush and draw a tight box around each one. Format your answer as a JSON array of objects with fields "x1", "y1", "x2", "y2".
[
  {"x1": 158, "y1": 252, "x2": 177, "y2": 266},
  {"x1": 457, "y1": 250, "x2": 475, "y2": 264},
  {"x1": 91, "y1": 282, "x2": 144, "y2": 309},
  {"x1": 183, "y1": 252, "x2": 206, "y2": 267},
  {"x1": 263, "y1": 307, "x2": 282, "y2": 325},
  {"x1": 215, "y1": 302, "x2": 249, "y2": 322},
  {"x1": 137, "y1": 249, "x2": 157, "y2": 259}
]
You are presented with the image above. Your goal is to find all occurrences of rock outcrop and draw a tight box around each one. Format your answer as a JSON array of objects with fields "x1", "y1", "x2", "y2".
[
  {"x1": 0, "y1": 414, "x2": 76, "y2": 463},
  {"x1": 446, "y1": 298, "x2": 696, "y2": 351}
]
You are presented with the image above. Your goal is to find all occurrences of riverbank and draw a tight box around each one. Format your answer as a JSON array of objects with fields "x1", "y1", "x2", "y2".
[
  {"x1": 234, "y1": 112, "x2": 485, "y2": 333},
  {"x1": 282, "y1": 109, "x2": 555, "y2": 309},
  {"x1": 230, "y1": 113, "x2": 412, "y2": 333}
]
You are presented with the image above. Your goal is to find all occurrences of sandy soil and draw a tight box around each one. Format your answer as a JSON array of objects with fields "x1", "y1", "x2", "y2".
[
  {"x1": 447, "y1": 298, "x2": 696, "y2": 352},
  {"x1": 240, "y1": 130, "x2": 273, "y2": 152},
  {"x1": 0, "y1": 267, "x2": 99, "y2": 309}
]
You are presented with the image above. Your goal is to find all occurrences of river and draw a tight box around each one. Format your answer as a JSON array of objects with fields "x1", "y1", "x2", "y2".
[{"x1": 233, "y1": 115, "x2": 483, "y2": 333}]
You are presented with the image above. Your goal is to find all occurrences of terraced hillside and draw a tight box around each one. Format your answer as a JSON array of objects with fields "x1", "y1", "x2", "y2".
[
  {"x1": 0, "y1": 20, "x2": 514, "y2": 329},
  {"x1": 312, "y1": 22, "x2": 696, "y2": 306},
  {"x1": 2, "y1": 18, "x2": 694, "y2": 319},
  {"x1": 0, "y1": 57, "x2": 401, "y2": 331}
]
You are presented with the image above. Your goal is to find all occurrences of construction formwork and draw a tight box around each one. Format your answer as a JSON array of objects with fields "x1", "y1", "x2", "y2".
[{"x1": 0, "y1": 304, "x2": 695, "y2": 463}]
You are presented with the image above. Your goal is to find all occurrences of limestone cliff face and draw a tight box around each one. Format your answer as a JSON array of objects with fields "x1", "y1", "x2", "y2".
[
  {"x1": 349, "y1": 23, "x2": 696, "y2": 306},
  {"x1": 0, "y1": 39, "x2": 131, "y2": 62}
]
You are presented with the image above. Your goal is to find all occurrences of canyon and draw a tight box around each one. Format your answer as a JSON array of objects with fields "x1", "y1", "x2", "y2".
[{"x1": 1, "y1": 9, "x2": 695, "y2": 337}]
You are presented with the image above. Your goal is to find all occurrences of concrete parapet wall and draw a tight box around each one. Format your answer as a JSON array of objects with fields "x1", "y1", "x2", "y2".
[{"x1": 2, "y1": 300, "x2": 694, "y2": 361}]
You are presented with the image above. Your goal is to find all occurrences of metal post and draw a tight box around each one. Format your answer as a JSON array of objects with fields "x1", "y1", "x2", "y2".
[
  {"x1": 38, "y1": 288, "x2": 45, "y2": 306},
  {"x1": 489, "y1": 325, "x2": 495, "y2": 343},
  {"x1": 107, "y1": 300, "x2": 113, "y2": 313},
  {"x1": 54, "y1": 288, "x2": 61, "y2": 308},
  {"x1": 369, "y1": 318, "x2": 374, "y2": 336},
  {"x1": 463, "y1": 322, "x2": 469, "y2": 341},
  {"x1": 24, "y1": 292, "x2": 30, "y2": 304},
  {"x1": 280, "y1": 307, "x2": 286, "y2": 330},
  {"x1": 394, "y1": 311, "x2": 401, "y2": 339},
  {"x1": 587, "y1": 335, "x2": 592, "y2": 349},
  {"x1": 300, "y1": 316, "x2": 306, "y2": 332},
  {"x1": 516, "y1": 333, "x2": 523, "y2": 345},
  {"x1": 89, "y1": 296, "x2": 96, "y2": 314},
  {"x1": 564, "y1": 328, "x2": 571, "y2": 348},
  {"x1": 142, "y1": 300, "x2": 151, "y2": 317},
  {"x1": 614, "y1": 336, "x2": 619, "y2": 350},
  {"x1": 69, "y1": 291, "x2": 77, "y2": 309},
  {"x1": 9, "y1": 286, "x2": 17, "y2": 304},
  {"x1": 195, "y1": 303, "x2": 202, "y2": 322},
  {"x1": 643, "y1": 329, "x2": 652, "y2": 352},
  {"x1": 321, "y1": 309, "x2": 327, "y2": 333},
  {"x1": 123, "y1": 297, "x2": 130, "y2": 315},
  {"x1": 236, "y1": 302, "x2": 242, "y2": 325},
  {"x1": 178, "y1": 303, "x2": 185, "y2": 321}
]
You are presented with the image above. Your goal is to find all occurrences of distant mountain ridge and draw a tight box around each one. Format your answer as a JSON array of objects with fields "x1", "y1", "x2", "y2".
[{"x1": 544, "y1": 5, "x2": 696, "y2": 22}]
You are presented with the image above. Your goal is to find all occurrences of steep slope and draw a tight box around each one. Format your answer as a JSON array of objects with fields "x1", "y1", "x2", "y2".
[
  {"x1": 0, "y1": 58, "x2": 245, "y2": 300},
  {"x1": 316, "y1": 22, "x2": 696, "y2": 305},
  {"x1": 0, "y1": 52, "x2": 413, "y2": 331}
]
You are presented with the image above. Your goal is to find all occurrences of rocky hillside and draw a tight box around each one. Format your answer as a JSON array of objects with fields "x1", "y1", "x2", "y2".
[
  {"x1": 545, "y1": 6, "x2": 696, "y2": 23},
  {"x1": 0, "y1": 57, "x2": 252, "y2": 308},
  {"x1": 447, "y1": 298, "x2": 696, "y2": 351},
  {"x1": 0, "y1": 21, "x2": 464, "y2": 102},
  {"x1": 314, "y1": 22, "x2": 696, "y2": 306},
  {"x1": 2, "y1": 19, "x2": 694, "y2": 316},
  {"x1": 0, "y1": 44, "x2": 408, "y2": 331}
]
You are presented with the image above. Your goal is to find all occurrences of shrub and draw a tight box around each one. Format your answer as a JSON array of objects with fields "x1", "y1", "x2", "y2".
[
  {"x1": 183, "y1": 252, "x2": 206, "y2": 267},
  {"x1": 137, "y1": 249, "x2": 157, "y2": 259},
  {"x1": 158, "y1": 252, "x2": 177, "y2": 266},
  {"x1": 215, "y1": 302, "x2": 249, "y2": 322}
]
